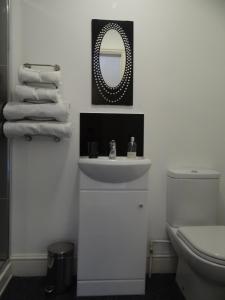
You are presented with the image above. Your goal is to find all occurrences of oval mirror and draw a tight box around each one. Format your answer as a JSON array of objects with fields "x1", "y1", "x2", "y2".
[{"x1": 99, "y1": 29, "x2": 126, "y2": 87}]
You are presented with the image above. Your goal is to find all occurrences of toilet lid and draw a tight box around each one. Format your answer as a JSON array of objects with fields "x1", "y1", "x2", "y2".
[{"x1": 177, "y1": 226, "x2": 225, "y2": 266}]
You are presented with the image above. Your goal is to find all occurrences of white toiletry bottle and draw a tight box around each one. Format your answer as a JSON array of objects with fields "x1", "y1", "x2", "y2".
[{"x1": 127, "y1": 137, "x2": 137, "y2": 158}]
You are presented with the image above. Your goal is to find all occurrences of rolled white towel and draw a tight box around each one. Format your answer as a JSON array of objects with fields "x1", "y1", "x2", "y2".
[
  {"x1": 3, "y1": 102, "x2": 70, "y2": 122},
  {"x1": 4, "y1": 121, "x2": 72, "y2": 139},
  {"x1": 19, "y1": 66, "x2": 61, "y2": 87},
  {"x1": 15, "y1": 85, "x2": 62, "y2": 103}
]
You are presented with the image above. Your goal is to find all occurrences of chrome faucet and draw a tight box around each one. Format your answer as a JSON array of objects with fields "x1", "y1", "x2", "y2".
[{"x1": 109, "y1": 140, "x2": 117, "y2": 159}]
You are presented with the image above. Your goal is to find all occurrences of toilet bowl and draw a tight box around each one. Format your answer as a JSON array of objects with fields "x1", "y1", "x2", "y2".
[
  {"x1": 166, "y1": 169, "x2": 225, "y2": 300},
  {"x1": 167, "y1": 225, "x2": 225, "y2": 300}
]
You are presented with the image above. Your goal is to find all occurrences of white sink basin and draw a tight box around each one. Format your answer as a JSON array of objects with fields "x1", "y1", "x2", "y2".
[{"x1": 78, "y1": 156, "x2": 151, "y2": 183}]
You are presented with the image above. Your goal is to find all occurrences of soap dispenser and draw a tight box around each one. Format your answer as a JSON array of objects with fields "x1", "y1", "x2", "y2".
[{"x1": 127, "y1": 136, "x2": 137, "y2": 158}]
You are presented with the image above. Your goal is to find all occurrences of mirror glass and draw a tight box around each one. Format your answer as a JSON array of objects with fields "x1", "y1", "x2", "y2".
[{"x1": 100, "y1": 29, "x2": 126, "y2": 87}]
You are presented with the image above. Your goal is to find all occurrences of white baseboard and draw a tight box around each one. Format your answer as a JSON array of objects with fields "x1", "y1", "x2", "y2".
[
  {"x1": 148, "y1": 239, "x2": 177, "y2": 275},
  {"x1": 77, "y1": 279, "x2": 145, "y2": 296},
  {"x1": 10, "y1": 253, "x2": 177, "y2": 277},
  {"x1": 11, "y1": 254, "x2": 47, "y2": 276},
  {"x1": 0, "y1": 261, "x2": 13, "y2": 297},
  {"x1": 148, "y1": 256, "x2": 177, "y2": 274}
]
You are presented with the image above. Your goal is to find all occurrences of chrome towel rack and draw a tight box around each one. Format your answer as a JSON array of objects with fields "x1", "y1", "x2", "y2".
[
  {"x1": 23, "y1": 63, "x2": 60, "y2": 71},
  {"x1": 22, "y1": 63, "x2": 60, "y2": 88},
  {"x1": 23, "y1": 81, "x2": 58, "y2": 89},
  {"x1": 24, "y1": 134, "x2": 61, "y2": 142}
]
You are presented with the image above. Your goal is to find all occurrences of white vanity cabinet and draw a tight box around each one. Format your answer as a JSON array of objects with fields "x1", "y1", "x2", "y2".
[{"x1": 77, "y1": 157, "x2": 151, "y2": 296}]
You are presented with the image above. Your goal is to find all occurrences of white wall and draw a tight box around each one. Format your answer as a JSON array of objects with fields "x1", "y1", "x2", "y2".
[{"x1": 10, "y1": 0, "x2": 225, "y2": 257}]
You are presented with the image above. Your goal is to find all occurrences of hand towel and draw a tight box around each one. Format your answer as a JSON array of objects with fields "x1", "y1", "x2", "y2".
[
  {"x1": 15, "y1": 85, "x2": 62, "y2": 103},
  {"x1": 3, "y1": 102, "x2": 70, "y2": 122},
  {"x1": 4, "y1": 121, "x2": 72, "y2": 139},
  {"x1": 19, "y1": 66, "x2": 61, "y2": 87}
]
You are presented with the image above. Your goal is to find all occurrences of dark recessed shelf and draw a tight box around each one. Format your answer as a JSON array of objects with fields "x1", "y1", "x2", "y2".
[{"x1": 80, "y1": 113, "x2": 144, "y2": 157}]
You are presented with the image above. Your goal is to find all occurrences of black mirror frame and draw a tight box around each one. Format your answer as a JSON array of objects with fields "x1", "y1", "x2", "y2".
[{"x1": 92, "y1": 19, "x2": 133, "y2": 106}]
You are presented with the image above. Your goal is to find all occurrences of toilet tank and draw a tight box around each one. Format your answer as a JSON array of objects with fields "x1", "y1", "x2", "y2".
[{"x1": 167, "y1": 169, "x2": 220, "y2": 227}]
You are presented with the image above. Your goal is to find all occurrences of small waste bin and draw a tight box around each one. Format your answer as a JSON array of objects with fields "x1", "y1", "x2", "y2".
[{"x1": 45, "y1": 242, "x2": 74, "y2": 295}]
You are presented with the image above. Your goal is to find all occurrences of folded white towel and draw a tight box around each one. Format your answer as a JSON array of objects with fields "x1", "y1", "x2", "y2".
[
  {"x1": 3, "y1": 102, "x2": 70, "y2": 122},
  {"x1": 19, "y1": 66, "x2": 61, "y2": 87},
  {"x1": 4, "y1": 121, "x2": 72, "y2": 139},
  {"x1": 15, "y1": 85, "x2": 62, "y2": 103}
]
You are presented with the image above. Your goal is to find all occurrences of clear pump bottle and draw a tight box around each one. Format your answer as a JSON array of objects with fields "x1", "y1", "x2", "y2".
[{"x1": 127, "y1": 136, "x2": 137, "y2": 158}]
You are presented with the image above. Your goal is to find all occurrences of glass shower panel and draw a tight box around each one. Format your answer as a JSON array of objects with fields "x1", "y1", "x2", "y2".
[{"x1": 0, "y1": 0, "x2": 9, "y2": 270}]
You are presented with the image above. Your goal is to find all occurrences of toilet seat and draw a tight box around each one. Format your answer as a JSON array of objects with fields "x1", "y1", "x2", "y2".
[
  {"x1": 167, "y1": 224, "x2": 225, "y2": 300},
  {"x1": 177, "y1": 226, "x2": 225, "y2": 266}
]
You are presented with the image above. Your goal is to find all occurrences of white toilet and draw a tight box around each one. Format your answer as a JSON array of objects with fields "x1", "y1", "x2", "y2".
[{"x1": 166, "y1": 169, "x2": 225, "y2": 300}]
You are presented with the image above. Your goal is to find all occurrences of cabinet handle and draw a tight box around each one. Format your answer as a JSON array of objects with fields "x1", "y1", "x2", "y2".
[{"x1": 138, "y1": 203, "x2": 144, "y2": 208}]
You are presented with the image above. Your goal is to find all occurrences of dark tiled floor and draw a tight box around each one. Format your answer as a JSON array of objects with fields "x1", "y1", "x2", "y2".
[{"x1": 1, "y1": 275, "x2": 185, "y2": 300}]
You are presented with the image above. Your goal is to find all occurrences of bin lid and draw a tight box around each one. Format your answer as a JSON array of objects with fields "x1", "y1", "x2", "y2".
[{"x1": 48, "y1": 242, "x2": 74, "y2": 257}]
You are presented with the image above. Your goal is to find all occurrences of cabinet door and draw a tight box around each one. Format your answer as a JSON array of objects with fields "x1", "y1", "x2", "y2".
[{"x1": 77, "y1": 191, "x2": 148, "y2": 280}]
